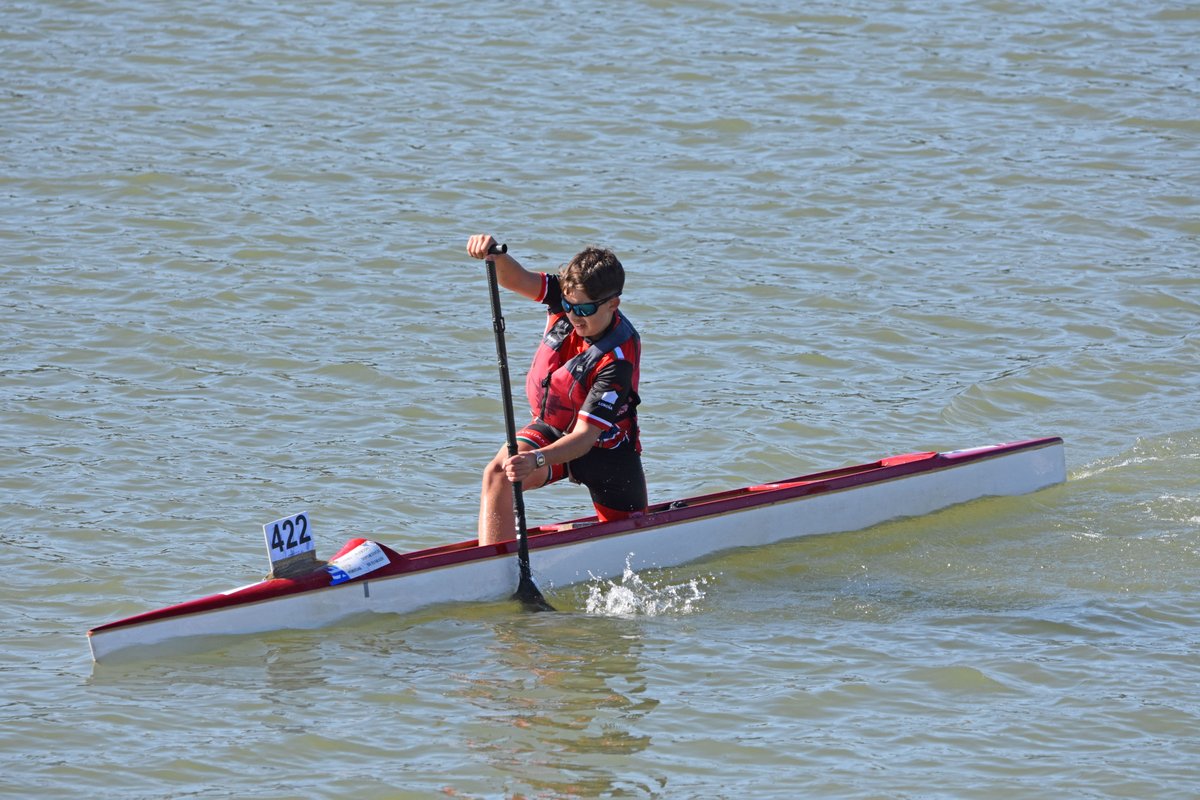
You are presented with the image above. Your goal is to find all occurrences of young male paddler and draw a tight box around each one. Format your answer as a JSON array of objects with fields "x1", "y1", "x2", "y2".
[{"x1": 466, "y1": 234, "x2": 648, "y2": 546}]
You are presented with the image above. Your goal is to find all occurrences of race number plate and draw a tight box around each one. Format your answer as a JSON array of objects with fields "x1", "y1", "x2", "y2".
[{"x1": 263, "y1": 512, "x2": 314, "y2": 566}]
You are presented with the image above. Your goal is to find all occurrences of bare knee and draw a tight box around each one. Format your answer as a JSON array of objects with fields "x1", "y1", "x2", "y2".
[{"x1": 482, "y1": 446, "x2": 509, "y2": 490}]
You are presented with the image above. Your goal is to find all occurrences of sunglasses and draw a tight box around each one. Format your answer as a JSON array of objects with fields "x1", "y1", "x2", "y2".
[{"x1": 561, "y1": 292, "x2": 619, "y2": 317}]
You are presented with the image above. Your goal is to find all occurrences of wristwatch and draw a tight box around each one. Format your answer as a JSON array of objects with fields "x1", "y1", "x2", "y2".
[{"x1": 531, "y1": 450, "x2": 546, "y2": 469}]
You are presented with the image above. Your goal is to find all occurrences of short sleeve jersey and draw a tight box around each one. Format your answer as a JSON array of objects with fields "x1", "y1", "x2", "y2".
[{"x1": 537, "y1": 274, "x2": 637, "y2": 435}]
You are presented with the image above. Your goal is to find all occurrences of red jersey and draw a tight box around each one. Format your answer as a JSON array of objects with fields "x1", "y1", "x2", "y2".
[{"x1": 525, "y1": 274, "x2": 641, "y2": 450}]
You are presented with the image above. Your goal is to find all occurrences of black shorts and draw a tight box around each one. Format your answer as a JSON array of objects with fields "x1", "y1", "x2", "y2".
[{"x1": 517, "y1": 421, "x2": 648, "y2": 517}]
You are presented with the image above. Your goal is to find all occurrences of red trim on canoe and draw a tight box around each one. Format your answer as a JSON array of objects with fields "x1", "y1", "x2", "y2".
[
  {"x1": 331, "y1": 537, "x2": 369, "y2": 560},
  {"x1": 88, "y1": 437, "x2": 1062, "y2": 637}
]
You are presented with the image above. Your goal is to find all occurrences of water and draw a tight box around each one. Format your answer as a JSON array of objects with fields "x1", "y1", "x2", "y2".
[{"x1": 2, "y1": 0, "x2": 1198, "y2": 797}]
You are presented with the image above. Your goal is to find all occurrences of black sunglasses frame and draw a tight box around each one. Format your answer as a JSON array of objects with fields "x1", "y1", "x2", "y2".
[{"x1": 561, "y1": 292, "x2": 620, "y2": 317}]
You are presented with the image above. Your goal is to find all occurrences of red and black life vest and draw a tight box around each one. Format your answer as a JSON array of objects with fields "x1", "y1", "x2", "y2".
[{"x1": 525, "y1": 311, "x2": 641, "y2": 449}]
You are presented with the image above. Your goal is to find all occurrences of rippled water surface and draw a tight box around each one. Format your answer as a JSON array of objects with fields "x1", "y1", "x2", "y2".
[{"x1": 2, "y1": 1, "x2": 1198, "y2": 798}]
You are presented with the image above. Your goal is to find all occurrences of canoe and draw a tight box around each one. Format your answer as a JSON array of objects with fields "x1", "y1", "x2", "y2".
[{"x1": 88, "y1": 436, "x2": 1065, "y2": 662}]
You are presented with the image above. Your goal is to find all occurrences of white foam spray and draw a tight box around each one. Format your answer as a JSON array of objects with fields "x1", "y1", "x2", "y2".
[{"x1": 584, "y1": 554, "x2": 714, "y2": 616}]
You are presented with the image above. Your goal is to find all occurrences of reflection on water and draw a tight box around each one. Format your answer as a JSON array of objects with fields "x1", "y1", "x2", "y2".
[{"x1": 457, "y1": 614, "x2": 661, "y2": 798}]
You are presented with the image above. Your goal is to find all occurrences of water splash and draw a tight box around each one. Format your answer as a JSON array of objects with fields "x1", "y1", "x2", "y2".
[{"x1": 584, "y1": 555, "x2": 714, "y2": 617}]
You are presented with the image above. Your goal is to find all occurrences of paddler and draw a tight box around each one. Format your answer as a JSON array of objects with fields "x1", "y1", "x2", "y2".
[{"x1": 466, "y1": 234, "x2": 648, "y2": 546}]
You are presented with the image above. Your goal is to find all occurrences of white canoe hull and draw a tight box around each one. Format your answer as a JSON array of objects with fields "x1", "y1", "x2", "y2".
[{"x1": 89, "y1": 437, "x2": 1065, "y2": 661}]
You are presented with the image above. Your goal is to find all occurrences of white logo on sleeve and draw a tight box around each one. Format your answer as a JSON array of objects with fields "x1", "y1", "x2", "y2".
[{"x1": 597, "y1": 390, "x2": 619, "y2": 410}]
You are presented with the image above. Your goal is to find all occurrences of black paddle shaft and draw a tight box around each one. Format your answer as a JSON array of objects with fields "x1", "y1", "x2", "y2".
[{"x1": 484, "y1": 243, "x2": 553, "y2": 611}]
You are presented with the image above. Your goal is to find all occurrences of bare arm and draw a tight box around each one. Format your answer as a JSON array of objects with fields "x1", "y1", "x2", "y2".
[
  {"x1": 503, "y1": 423, "x2": 602, "y2": 483},
  {"x1": 466, "y1": 234, "x2": 543, "y2": 301}
]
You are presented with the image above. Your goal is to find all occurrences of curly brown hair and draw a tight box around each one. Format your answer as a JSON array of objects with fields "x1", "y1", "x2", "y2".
[{"x1": 558, "y1": 247, "x2": 625, "y2": 301}]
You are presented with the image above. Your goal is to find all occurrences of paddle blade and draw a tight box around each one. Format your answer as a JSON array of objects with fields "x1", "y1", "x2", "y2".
[{"x1": 514, "y1": 575, "x2": 556, "y2": 612}]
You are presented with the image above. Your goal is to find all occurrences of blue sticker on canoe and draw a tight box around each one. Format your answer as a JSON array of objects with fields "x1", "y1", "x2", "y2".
[{"x1": 326, "y1": 565, "x2": 352, "y2": 585}]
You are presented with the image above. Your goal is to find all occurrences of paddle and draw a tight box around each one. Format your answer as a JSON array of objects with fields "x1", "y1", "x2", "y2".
[{"x1": 484, "y1": 242, "x2": 555, "y2": 612}]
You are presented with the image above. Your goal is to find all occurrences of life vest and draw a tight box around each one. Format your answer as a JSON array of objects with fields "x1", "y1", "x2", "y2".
[{"x1": 525, "y1": 311, "x2": 641, "y2": 449}]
